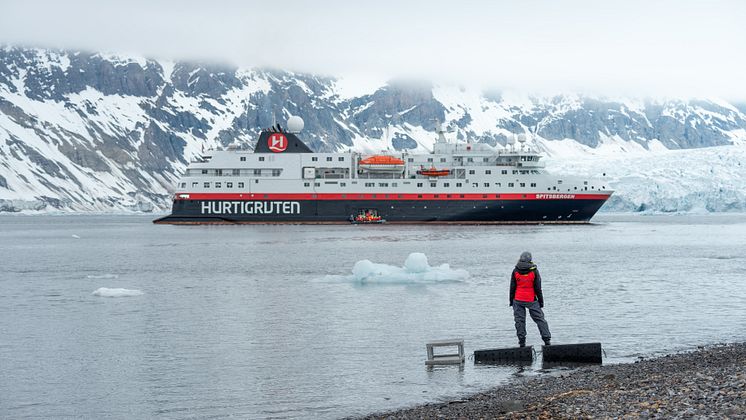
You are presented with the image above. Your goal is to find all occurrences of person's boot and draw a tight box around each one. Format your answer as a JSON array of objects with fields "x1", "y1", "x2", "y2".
[
  {"x1": 518, "y1": 338, "x2": 526, "y2": 347},
  {"x1": 543, "y1": 338, "x2": 551, "y2": 346}
]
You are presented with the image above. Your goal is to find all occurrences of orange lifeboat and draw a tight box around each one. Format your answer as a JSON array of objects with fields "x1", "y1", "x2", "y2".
[
  {"x1": 417, "y1": 166, "x2": 450, "y2": 177},
  {"x1": 358, "y1": 155, "x2": 405, "y2": 173}
]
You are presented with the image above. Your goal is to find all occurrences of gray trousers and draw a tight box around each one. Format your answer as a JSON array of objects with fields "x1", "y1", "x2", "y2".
[{"x1": 513, "y1": 300, "x2": 551, "y2": 340}]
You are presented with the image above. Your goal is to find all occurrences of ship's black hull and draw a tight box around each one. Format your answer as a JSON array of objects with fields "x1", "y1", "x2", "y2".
[{"x1": 154, "y1": 197, "x2": 609, "y2": 224}]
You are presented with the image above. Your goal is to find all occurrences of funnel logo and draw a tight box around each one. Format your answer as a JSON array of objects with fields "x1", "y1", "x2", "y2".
[{"x1": 268, "y1": 133, "x2": 288, "y2": 152}]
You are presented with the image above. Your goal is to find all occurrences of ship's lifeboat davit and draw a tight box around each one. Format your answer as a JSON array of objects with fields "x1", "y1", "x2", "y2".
[
  {"x1": 416, "y1": 166, "x2": 450, "y2": 177},
  {"x1": 358, "y1": 155, "x2": 405, "y2": 173}
]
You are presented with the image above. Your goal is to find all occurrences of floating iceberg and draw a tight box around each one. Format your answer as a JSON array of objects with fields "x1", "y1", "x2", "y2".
[
  {"x1": 326, "y1": 252, "x2": 469, "y2": 284},
  {"x1": 91, "y1": 287, "x2": 143, "y2": 297}
]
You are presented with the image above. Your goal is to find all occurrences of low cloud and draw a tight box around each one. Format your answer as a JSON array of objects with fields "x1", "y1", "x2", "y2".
[{"x1": 1, "y1": 0, "x2": 744, "y2": 99}]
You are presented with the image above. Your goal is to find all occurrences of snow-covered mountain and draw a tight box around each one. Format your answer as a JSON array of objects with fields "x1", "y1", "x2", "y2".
[{"x1": 1, "y1": 46, "x2": 745, "y2": 213}]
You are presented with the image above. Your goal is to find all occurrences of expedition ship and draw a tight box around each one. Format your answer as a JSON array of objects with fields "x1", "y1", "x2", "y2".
[{"x1": 153, "y1": 116, "x2": 612, "y2": 224}]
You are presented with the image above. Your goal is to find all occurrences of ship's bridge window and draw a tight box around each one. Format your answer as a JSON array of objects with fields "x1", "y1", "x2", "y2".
[
  {"x1": 341, "y1": 182, "x2": 346, "y2": 187},
  {"x1": 232, "y1": 169, "x2": 240, "y2": 176},
  {"x1": 483, "y1": 157, "x2": 489, "y2": 162},
  {"x1": 253, "y1": 169, "x2": 261, "y2": 175},
  {"x1": 469, "y1": 170, "x2": 475, "y2": 174},
  {"x1": 180, "y1": 183, "x2": 186, "y2": 188},
  {"x1": 379, "y1": 183, "x2": 388, "y2": 187},
  {"x1": 496, "y1": 182, "x2": 501, "y2": 187},
  {"x1": 467, "y1": 158, "x2": 473, "y2": 162},
  {"x1": 314, "y1": 182, "x2": 320, "y2": 187},
  {"x1": 259, "y1": 157, "x2": 265, "y2": 161},
  {"x1": 215, "y1": 182, "x2": 222, "y2": 188},
  {"x1": 238, "y1": 182, "x2": 244, "y2": 188},
  {"x1": 508, "y1": 182, "x2": 514, "y2": 187},
  {"x1": 304, "y1": 182, "x2": 310, "y2": 187},
  {"x1": 520, "y1": 170, "x2": 529, "y2": 174},
  {"x1": 512, "y1": 170, "x2": 518, "y2": 174},
  {"x1": 408, "y1": 158, "x2": 414, "y2": 162},
  {"x1": 204, "y1": 182, "x2": 210, "y2": 188},
  {"x1": 240, "y1": 157, "x2": 246, "y2": 162},
  {"x1": 338, "y1": 157, "x2": 344, "y2": 161},
  {"x1": 312, "y1": 157, "x2": 318, "y2": 161},
  {"x1": 485, "y1": 170, "x2": 491, "y2": 175},
  {"x1": 502, "y1": 170, "x2": 508, "y2": 175},
  {"x1": 427, "y1": 158, "x2": 433, "y2": 162},
  {"x1": 440, "y1": 158, "x2": 446, "y2": 162},
  {"x1": 391, "y1": 182, "x2": 397, "y2": 187},
  {"x1": 531, "y1": 183, "x2": 537, "y2": 187},
  {"x1": 584, "y1": 181, "x2": 588, "y2": 185},
  {"x1": 365, "y1": 182, "x2": 374, "y2": 187},
  {"x1": 326, "y1": 157, "x2": 333, "y2": 161},
  {"x1": 557, "y1": 180, "x2": 563, "y2": 184},
  {"x1": 444, "y1": 183, "x2": 449, "y2": 187},
  {"x1": 520, "y1": 182, "x2": 525, "y2": 187},
  {"x1": 456, "y1": 183, "x2": 462, "y2": 187},
  {"x1": 484, "y1": 183, "x2": 489, "y2": 187},
  {"x1": 192, "y1": 182, "x2": 198, "y2": 187},
  {"x1": 472, "y1": 183, "x2": 478, "y2": 188},
  {"x1": 430, "y1": 183, "x2": 437, "y2": 188},
  {"x1": 417, "y1": 183, "x2": 423, "y2": 187},
  {"x1": 201, "y1": 169, "x2": 208, "y2": 174},
  {"x1": 272, "y1": 169, "x2": 281, "y2": 176},
  {"x1": 227, "y1": 182, "x2": 233, "y2": 188}
]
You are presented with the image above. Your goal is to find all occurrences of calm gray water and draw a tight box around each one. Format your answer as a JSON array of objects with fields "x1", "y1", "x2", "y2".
[{"x1": 1, "y1": 214, "x2": 746, "y2": 419}]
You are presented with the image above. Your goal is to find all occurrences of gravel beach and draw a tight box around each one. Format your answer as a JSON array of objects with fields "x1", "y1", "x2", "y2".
[{"x1": 361, "y1": 343, "x2": 746, "y2": 419}]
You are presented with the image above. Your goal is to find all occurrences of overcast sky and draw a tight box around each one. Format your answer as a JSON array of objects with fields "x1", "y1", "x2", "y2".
[{"x1": 1, "y1": 0, "x2": 744, "y2": 98}]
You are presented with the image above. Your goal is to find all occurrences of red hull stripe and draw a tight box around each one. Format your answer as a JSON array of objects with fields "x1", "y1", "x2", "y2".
[{"x1": 176, "y1": 192, "x2": 610, "y2": 201}]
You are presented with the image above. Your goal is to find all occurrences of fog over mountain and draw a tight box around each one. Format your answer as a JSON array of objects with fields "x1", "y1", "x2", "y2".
[{"x1": 1, "y1": 46, "x2": 745, "y2": 213}]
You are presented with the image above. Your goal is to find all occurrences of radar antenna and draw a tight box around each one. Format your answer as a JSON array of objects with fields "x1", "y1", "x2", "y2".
[{"x1": 432, "y1": 118, "x2": 453, "y2": 144}]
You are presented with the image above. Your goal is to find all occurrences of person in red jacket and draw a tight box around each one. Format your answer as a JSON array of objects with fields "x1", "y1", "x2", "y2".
[{"x1": 509, "y1": 251, "x2": 551, "y2": 347}]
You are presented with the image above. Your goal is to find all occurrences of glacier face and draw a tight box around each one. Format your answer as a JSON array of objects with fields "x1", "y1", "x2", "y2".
[{"x1": 0, "y1": 46, "x2": 745, "y2": 213}]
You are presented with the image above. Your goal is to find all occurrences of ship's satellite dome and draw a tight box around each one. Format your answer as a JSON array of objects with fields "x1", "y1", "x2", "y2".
[
  {"x1": 287, "y1": 115, "x2": 305, "y2": 133},
  {"x1": 517, "y1": 134, "x2": 527, "y2": 143}
]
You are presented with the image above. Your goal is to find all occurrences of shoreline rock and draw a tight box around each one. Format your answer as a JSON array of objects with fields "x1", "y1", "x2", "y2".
[{"x1": 360, "y1": 342, "x2": 746, "y2": 419}]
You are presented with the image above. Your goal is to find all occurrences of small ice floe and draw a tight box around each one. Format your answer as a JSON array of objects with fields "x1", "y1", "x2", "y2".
[
  {"x1": 86, "y1": 274, "x2": 119, "y2": 279},
  {"x1": 71, "y1": 234, "x2": 81, "y2": 239},
  {"x1": 92, "y1": 287, "x2": 143, "y2": 297},
  {"x1": 323, "y1": 252, "x2": 469, "y2": 284}
]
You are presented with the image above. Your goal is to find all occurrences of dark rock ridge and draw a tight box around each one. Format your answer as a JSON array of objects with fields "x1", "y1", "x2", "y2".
[{"x1": 0, "y1": 46, "x2": 745, "y2": 212}]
